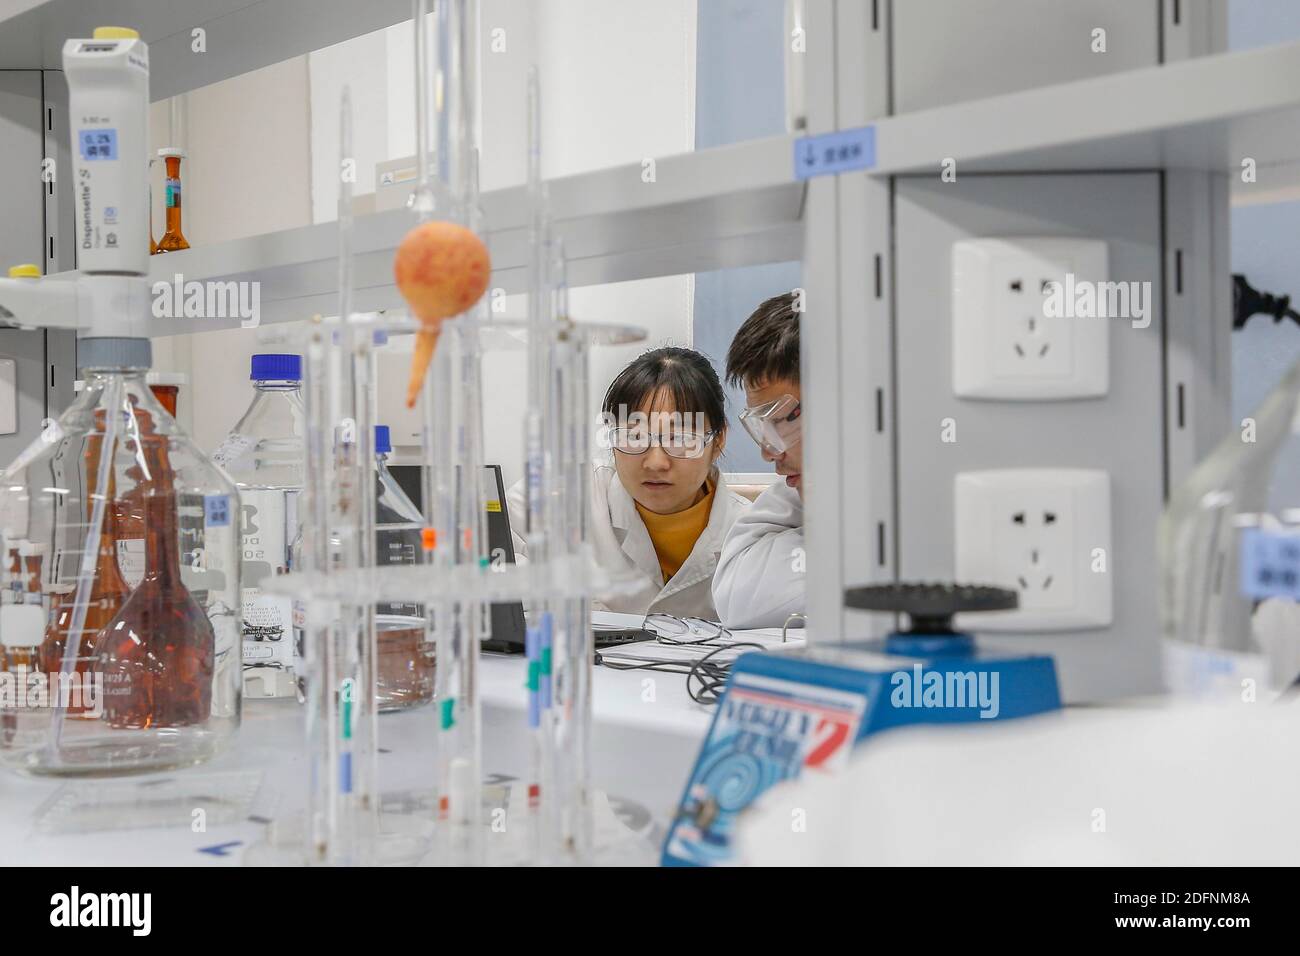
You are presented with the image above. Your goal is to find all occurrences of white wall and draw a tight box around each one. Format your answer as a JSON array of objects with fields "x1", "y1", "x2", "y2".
[
  {"x1": 491, "y1": 0, "x2": 699, "y2": 487},
  {"x1": 307, "y1": 26, "x2": 391, "y2": 225},
  {"x1": 149, "y1": 57, "x2": 314, "y2": 450}
]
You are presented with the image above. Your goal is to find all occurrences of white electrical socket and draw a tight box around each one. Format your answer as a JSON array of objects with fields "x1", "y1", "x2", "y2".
[
  {"x1": 952, "y1": 237, "x2": 1109, "y2": 400},
  {"x1": 954, "y1": 468, "x2": 1112, "y2": 632}
]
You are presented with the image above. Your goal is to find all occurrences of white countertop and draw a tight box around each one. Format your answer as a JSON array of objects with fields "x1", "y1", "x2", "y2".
[{"x1": 0, "y1": 652, "x2": 720, "y2": 866}]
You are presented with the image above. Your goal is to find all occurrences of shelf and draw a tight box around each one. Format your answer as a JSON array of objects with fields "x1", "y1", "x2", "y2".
[
  {"x1": 254, "y1": 313, "x2": 649, "y2": 350},
  {"x1": 59, "y1": 42, "x2": 1300, "y2": 336},
  {"x1": 871, "y1": 40, "x2": 1300, "y2": 177},
  {"x1": 134, "y1": 134, "x2": 805, "y2": 335},
  {"x1": 0, "y1": 0, "x2": 411, "y2": 101}
]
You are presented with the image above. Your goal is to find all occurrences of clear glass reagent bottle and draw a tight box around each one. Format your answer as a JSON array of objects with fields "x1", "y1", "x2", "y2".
[{"x1": 214, "y1": 354, "x2": 305, "y2": 701}]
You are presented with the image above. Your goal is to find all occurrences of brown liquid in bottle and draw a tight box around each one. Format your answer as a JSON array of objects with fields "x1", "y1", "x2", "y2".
[
  {"x1": 95, "y1": 412, "x2": 214, "y2": 729},
  {"x1": 4, "y1": 544, "x2": 20, "y2": 598},
  {"x1": 155, "y1": 153, "x2": 190, "y2": 253},
  {"x1": 39, "y1": 413, "x2": 130, "y2": 717},
  {"x1": 22, "y1": 550, "x2": 43, "y2": 597},
  {"x1": 150, "y1": 383, "x2": 179, "y2": 417},
  {"x1": 116, "y1": 385, "x2": 177, "y2": 586}
]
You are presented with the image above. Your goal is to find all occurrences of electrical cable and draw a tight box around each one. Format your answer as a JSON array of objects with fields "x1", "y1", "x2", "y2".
[
  {"x1": 595, "y1": 641, "x2": 768, "y2": 705},
  {"x1": 685, "y1": 642, "x2": 766, "y2": 705},
  {"x1": 1233, "y1": 274, "x2": 1300, "y2": 330}
]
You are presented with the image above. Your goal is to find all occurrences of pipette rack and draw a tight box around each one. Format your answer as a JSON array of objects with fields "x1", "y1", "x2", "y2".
[{"x1": 242, "y1": 0, "x2": 658, "y2": 867}]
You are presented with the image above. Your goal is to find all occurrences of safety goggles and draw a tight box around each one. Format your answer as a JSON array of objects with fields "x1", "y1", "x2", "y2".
[
  {"x1": 738, "y1": 394, "x2": 801, "y2": 456},
  {"x1": 644, "y1": 613, "x2": 733, "y2": 646},
  {"x1": 607, "y1": 427, "x2": 717, "y2": 460}
]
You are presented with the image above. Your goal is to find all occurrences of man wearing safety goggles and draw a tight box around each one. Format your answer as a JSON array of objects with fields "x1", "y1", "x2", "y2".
[{"x1": 712, "y1": 291, "x2": 807, "y2": 630}]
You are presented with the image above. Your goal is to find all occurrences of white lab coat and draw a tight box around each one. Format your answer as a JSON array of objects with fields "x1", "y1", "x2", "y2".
[
  {"x1": 507, "y1": 464, "x2": 750, "y2": 619},
  {"x1": 712, "y1": 480, "x2": 805, "y2": 629}
]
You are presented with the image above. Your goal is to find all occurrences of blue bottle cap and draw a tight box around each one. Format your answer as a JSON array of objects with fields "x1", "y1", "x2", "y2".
[
  {"x1": 374, "y1": 425, "x2": 391, "y2": 455},
  {"x1": 250, "y1": 353, "x2": 302, "y2": 382}
]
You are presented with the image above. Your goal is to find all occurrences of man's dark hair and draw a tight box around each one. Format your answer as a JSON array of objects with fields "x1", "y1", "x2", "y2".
[{"x1": 725, "y1": 291, "x2": 800, "y2": 389}]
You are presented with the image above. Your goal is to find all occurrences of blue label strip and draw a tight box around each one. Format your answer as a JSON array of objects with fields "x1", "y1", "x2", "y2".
[
  {"x1": 204, "y1": 494, "x2": 232, "y2": 527},
  {"x1": 794, "y1": 126, "x2": 876, "y2": 180},
  {"x1": 1239, "y1": 527, "x2": 1300, "y2": 600}
]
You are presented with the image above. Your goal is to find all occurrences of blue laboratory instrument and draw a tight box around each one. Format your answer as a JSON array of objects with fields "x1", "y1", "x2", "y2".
[{"x1": 663, "y1": 583, "x2": 1061, "y2": 867}]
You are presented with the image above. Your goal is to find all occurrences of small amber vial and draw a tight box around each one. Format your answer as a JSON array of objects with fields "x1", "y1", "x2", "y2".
[{"x1": 156, "y1": 147, "x2": 190, "y2": 252}]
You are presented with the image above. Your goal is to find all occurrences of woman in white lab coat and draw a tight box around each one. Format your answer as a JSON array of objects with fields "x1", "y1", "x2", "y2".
[{"x1": 508, "y1": 347, "x2": 750, "y2": 619}]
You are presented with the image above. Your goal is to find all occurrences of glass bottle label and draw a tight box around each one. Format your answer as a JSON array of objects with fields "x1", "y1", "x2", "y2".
[
  {"x1": 239, "y1": 488, "x2": 296, "y2": 671},
  {"x1": 212, "y1": 432, "x2": 255, "y2": 469}
]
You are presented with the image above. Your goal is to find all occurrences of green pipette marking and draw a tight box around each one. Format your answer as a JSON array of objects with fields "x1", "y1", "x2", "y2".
[{"x1": 341, "y1": 679, "x2": 354, "y2": 740}]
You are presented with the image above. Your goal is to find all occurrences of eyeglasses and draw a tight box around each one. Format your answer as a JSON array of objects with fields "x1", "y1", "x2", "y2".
[
  {"x1": 738, "y1": 394, "x2": 801, "y2": 456},
  {"x1": 607, "y1": 427, "x2": 718, "y2": 460},
  {"x1": 644, "y1": 613, "x2": 733, "y2": 645}
]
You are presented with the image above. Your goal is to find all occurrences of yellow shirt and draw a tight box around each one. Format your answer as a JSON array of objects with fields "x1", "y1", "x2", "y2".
[{"x1": 636, "y1": 481, "x2": 715, "y2": 584}]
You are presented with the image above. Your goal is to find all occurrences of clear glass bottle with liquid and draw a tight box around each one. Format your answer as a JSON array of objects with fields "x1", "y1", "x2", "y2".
[
  {"x1": 373, "y1": 425, "x2": 433, "y2": 711},
  {"x1": 1, "y1": 603, "x2": 48, "y2": 748},
  {"x1": 39, "y1": 410, "x2": 132, "y2": 718},
  {"x1": 214, "y1": 354, "x2": 305, "y2": 700},
  {"x1": 0, "y1": 336, "x2": 242, "y2": 775},
  {"x1": 1160, "y1": 357, "x2": 1300, "y2": 696},
  {"x1": 2, "y1": 532, "x2": 25, "y2": 604},
  {"x1": 73, "y1": 372, "x2": 187, "y2": 587}
]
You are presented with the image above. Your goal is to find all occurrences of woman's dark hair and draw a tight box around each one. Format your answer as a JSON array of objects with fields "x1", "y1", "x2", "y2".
[{"x1": 602, "y1": 346, "x2": 727, "y2": 435}]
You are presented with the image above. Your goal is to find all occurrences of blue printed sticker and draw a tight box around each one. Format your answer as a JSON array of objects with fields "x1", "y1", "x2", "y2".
[
  {"x1": 794, "y1": 126, "x2": 876, "y2": 180},
  {"x1": 204, "y1": 494, "x2": 232, "y2": 528},
  {"x1": 78, "y1": 128, "x2": 118, "y2": 161},
  {"x1": 1239, "y1": 527, "x2": 1300, "y2": 600}
]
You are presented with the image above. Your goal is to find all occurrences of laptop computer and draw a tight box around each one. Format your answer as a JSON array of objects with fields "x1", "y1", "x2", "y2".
[{"x1": 387, "y1": 463, "x2": 528, "y2": 652}]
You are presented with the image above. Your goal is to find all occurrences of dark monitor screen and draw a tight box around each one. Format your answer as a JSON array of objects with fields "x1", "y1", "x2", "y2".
[{"x1": 387, "y1": 463, "x2": 527, "y2": 652}]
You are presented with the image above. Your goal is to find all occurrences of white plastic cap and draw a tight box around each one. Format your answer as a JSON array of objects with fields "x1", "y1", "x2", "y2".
[
  {"x1": 157, "y1": 147, "x2": 186, "y2": 159},
  {"x1": 0, "y1": 604, "x2": 45, "y2": 648},
  {"x1": 17, "y1": 541, "x2": 45, "y2": 557}
]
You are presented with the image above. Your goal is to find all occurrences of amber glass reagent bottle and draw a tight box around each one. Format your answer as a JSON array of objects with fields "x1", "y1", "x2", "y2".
[{"x1": 96, "y1": 412, "x2": 214, "y2": 728}]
